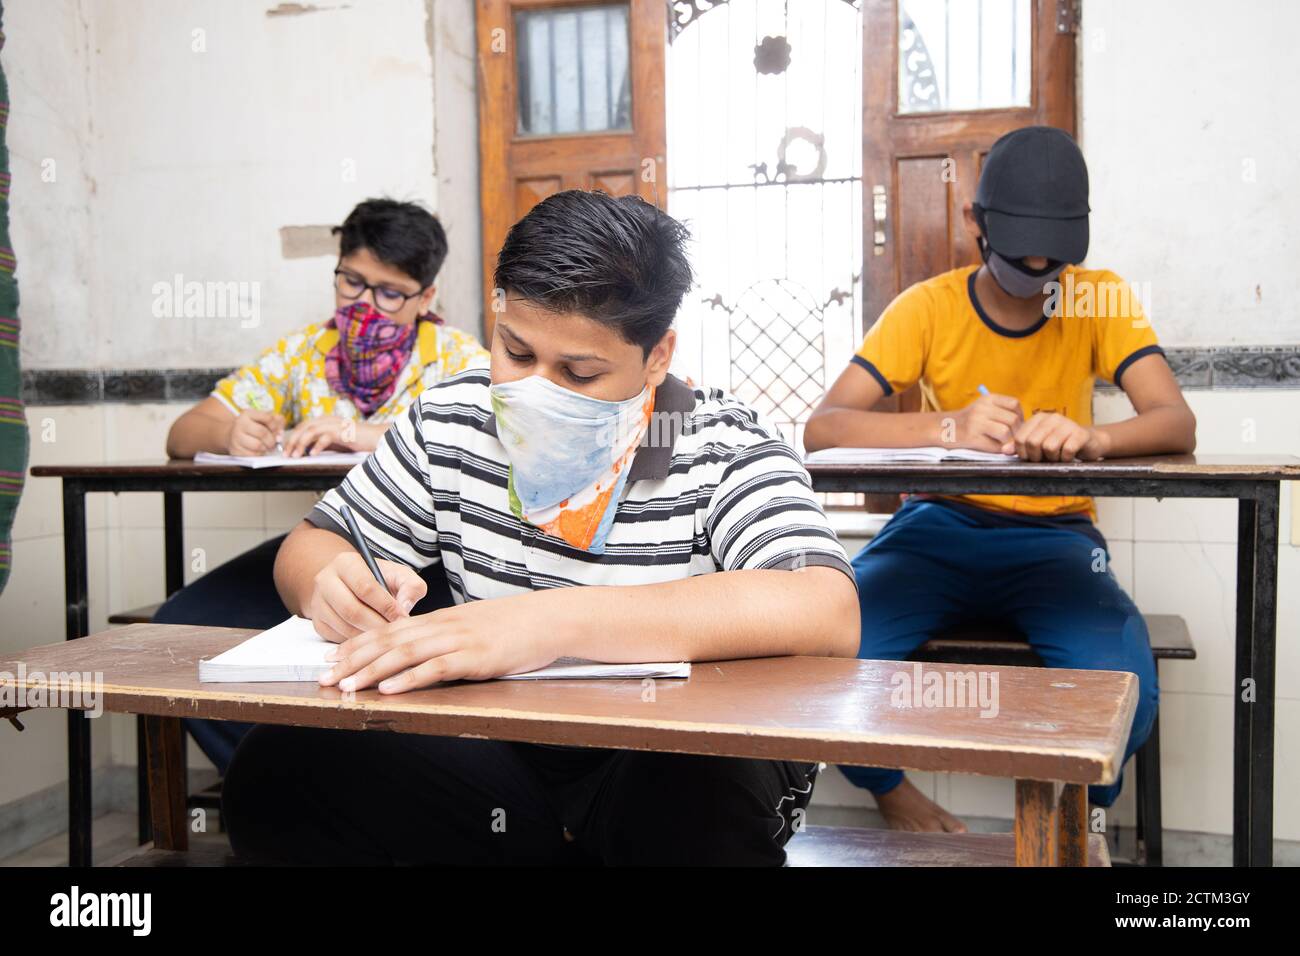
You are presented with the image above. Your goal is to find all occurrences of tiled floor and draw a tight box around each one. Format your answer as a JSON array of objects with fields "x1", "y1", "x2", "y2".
[
  {"x1": 4, "y1": 808, "x2": 1296, "y2": 866},
  {"x1": 0, "y1": 811, "x2": 232, "y2": 867}
]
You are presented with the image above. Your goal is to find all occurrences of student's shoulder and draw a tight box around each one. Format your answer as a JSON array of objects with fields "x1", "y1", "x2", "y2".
[
  {"x1": 396, "y1": 367, "x2": 495, "y2": 447},
  {"x1": 880, "y1": 266, "x2": 973, "y2": 322},
  {"x1": 1059, "y1": 265, "x2": 1148, "y2": 322},
  {"x1": 416, "y1": 365, "x2": 493, "y2": 408},
  {"x1": 678, "y1": 382, "x2": 801, "y2": 459},
  {"x1": 261, "y1": 321, "x2": 333, "y2": 358},
  {"x1": 436, "y1": 323, "x2": 491, "y2": 363}
]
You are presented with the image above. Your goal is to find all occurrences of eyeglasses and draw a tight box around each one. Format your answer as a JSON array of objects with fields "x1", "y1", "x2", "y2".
[{"x1": 333, "y1": 268, "x2": 427, "y2": 314}]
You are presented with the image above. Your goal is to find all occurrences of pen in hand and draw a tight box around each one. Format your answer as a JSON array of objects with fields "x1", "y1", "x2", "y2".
[{"x1": 338, "y1": 503, "x2": 398, "y2": 611}]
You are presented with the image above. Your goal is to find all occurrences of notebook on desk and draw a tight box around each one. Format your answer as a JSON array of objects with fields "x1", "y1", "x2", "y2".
[
  {"x1": 194, "y1": 450, "x2": 369, "y2": 469},
  {"x1": 803, "y1": 446, "x2": 1018, "y2": 465},
  {"x1": 198, "y1": 616, "x2": 691, "y2": 683}
]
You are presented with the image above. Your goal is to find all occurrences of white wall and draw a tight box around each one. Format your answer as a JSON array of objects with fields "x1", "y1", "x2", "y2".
[
  {"x1": 1078, "y1": 0, "x2": 1300, "y2": 346},
  {"x1": 6, "y1": 0, "x2": 97, "y2": 367},
  {"x1": 11, "y1": 0, "x2": 483, "y2": 372}
]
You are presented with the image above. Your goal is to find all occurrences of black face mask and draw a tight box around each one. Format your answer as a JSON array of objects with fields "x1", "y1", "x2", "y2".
[{"x1": 973, "y1": 204, "x2": 1065, "y2": 298}]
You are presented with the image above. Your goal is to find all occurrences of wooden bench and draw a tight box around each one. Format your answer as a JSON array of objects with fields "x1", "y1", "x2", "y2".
[
  {"x1": 911, "y1": 613, "x2": 1192, "y2": 865},
  {"x1": 107, "y1": 604, "x2": 163, "y2": 625},
  {"x1": 2, "y1": 623, "x2": 1139, "y2": 867}
]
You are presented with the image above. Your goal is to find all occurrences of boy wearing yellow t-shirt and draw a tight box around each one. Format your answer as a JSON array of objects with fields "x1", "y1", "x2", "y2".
[{"x1": 806, "y1": 127, "x2": 1196, "y2": 830}]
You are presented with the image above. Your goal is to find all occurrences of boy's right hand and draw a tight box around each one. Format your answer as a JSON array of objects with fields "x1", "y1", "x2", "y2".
[
  {"x1": 947, "y1": 393, "x2": 1024, "y2": 452},
  {"x1": 306, "y1": 552, "x2": 428, "y2": 643},
  {"x1": 225, "y1": 409, "x2": 286, "y2": 456}
]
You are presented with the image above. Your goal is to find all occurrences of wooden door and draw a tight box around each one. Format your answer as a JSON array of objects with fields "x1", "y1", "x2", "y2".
[{"x1": 476, "y1": 0, "x2": 669, "y2": 339}]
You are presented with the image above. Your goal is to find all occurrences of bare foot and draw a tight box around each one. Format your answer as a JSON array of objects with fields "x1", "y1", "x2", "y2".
[{"x1": 874, "y1": 777, "x2": 968, "y2": 833}]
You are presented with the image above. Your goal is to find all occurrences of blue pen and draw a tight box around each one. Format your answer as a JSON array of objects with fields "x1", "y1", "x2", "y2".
[{"x1": 978, "y1": 384, "x2": 991, "y2": 397}]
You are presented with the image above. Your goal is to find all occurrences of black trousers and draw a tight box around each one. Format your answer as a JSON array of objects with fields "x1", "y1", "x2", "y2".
[{"x1": 223, "y1": 726, "x2": 819, "y2": 866}]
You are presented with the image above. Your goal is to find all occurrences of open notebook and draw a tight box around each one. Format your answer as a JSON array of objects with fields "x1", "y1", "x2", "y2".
[
  {"x1": 194, "y1": 450, "x2": 369, "y2": 469},
  {"x1": 198, "y1": 616, "x2": 691, "y2": 683},
  {"x1": 804, "y1": 446, "x2": 1017, "y2": 465}
]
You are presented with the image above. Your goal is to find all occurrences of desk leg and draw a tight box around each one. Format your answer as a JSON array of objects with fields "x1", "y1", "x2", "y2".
[
  {"x1": 1015, "y1": 780, "x2": 1087, "y2": 867},
  {"x1": 61, "y1": 481, "x2": 92, "y2": 867},
  {"x1": 137, "y1": 492, "x2": 188, "y2": 846},
  {"x1": 143, "y1": 716, "x2": 188, "y2": 852},
  {"x1": 163, "y1": 492, "x2": 186, "y2": 817},
  {"x1": 1234, "y1": 487, "x2": 1278, "y2": 867}
]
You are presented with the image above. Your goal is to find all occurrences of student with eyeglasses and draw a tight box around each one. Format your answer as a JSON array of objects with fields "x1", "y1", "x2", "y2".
[{"x1": 159, "y1": 198, "x2": 489, "y2": 773}]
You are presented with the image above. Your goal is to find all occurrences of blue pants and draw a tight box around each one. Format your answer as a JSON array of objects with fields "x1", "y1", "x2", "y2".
[
  {"x1": 843, "y1": 499, "x2": 1158, "y2": 807},
  {"x1": 152, "y1": 533, "x2": 454, "y2": 774}
]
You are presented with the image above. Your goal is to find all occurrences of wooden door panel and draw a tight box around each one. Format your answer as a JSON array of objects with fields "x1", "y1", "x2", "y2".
[
  {"x1": 896, "y1": 156, "x2": 953, "y2": 289},
  {"x1": 477, "y1": 0, "x2": 667, "y2": 339}
]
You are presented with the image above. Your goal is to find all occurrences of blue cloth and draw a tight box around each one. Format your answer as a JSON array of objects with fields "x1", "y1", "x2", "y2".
[
  {"x1": 842, "y1": 498, "x2": 1158, "y2": 807},
  {"x1": 152, "y1": 533, "x2": 455, "y2": 774}
]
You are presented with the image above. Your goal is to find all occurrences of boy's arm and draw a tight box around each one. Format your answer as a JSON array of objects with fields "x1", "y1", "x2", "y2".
[
  {"x1": 320, "y1": 566, "x2": 860, "y2": 695},
  {"x1": 166, "y1": 396, "x2": 238, "y2": 458},
  {"x1": 1092, "y1": 352, "x2": 1197, "y2": 457},
  {"x1": 169, "y1": 335, "x2": 296, "y2": 458},
  {"x1": 166, "y1": 395, "x2": 286, "y2": 458},
  {"x1": 535, "y1": 566, "x2": 859, "y2": 661},
  {"x1": 804, "y1": 364, "x2": 1021, "y2": 454},
  {"x1": 805, "y1": 364, "x2": 943, "y2": 451}
]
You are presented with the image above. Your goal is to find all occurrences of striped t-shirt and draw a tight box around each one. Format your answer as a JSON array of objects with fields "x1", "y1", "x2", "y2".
[{"x1": 306, "y1": 367, "x2": 853, "y2": 599}]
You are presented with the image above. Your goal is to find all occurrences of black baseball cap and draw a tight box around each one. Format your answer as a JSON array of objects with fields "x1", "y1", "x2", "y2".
[{"x1": 975, "y1": 126, "x2": 1090, "y2": 264}]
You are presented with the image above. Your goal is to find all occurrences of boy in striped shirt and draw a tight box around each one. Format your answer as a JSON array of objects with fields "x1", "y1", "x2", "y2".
[{"x1": 221, "y1": 190, "x2": 859, "y2": 866}]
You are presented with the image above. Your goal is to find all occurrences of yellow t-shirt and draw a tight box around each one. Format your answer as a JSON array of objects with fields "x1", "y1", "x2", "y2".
[
  {"x1": 212, "y1": 319, "x2": 490, "y2": 427},
  {"x1": 853, "y1": 265, "x2": 1163, "y2": 518}
]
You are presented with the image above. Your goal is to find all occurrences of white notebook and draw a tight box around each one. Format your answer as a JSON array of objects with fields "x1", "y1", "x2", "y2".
[
  {"x1": 194, "y1": 450, "x2": 369, "y2": 469},
  {"x1": 198, "y1": 616, "x2": 691, "y2": 683},
  {"x1": 803, "y1": 446, "x2": 1018, "y2": 465}
]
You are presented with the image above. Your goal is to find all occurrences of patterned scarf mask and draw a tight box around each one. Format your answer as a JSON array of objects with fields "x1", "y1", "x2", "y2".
[
  {"x1": 490, "y1": 374, "x2": 656, "y2": 554},
  {"x1": 325, "y1": 301, "x2": 418, "y2": 417}
]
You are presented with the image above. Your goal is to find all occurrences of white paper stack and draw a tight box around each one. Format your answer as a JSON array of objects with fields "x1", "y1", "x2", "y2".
[
  {"x1": 803, "y1": 446, "x2": 1018, "y2": 465},
  {"x1": 194, "y1": 450, "x2": 369, "y2": 469},
  {"x1": 198, "y1": 616, "x2": 690, "y2": 683}
]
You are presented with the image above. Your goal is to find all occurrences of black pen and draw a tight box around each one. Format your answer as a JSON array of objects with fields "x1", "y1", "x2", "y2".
[{"x1": 338, "y1": 503, "x2": 386, "y2": 589}]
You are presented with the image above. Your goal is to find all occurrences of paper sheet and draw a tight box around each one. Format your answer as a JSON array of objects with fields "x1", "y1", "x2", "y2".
[
  {"x1": 198, "y1": 616, "x2": 690, "y2": 683},
  {"x1": 803, "y1": 446, "x2": 1018, "y2": 465},
  {"x1": 194, "y1": 450, "x2": 369, "y2": 469}
]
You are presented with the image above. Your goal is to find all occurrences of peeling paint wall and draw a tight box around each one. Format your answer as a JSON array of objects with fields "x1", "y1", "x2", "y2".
[
  {"x1": 1079, "y1": 0, "x2": 1300, "y2": 347},
  {"x1": 6, "y1": 0, "x2": 98, "y2": 368},
  {"x1": 9, "y1": 0, "x2": 484, "y2": 371}
]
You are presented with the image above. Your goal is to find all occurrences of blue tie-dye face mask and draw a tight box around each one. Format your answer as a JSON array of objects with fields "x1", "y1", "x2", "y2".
[{"x1": 489, "y1": 375, "x2": 656, "y2": 554}]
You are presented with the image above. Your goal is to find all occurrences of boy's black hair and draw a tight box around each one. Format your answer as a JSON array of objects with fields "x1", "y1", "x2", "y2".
[
  {"x1": 493, "y1": 190, "x2": 693, "y2": 356},
  {"x1": 333, "y1": 198, "x2": 448, "y2": 288}
]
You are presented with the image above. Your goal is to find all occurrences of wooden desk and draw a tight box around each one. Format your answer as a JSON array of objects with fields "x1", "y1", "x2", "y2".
[
  {"x1": 27, "y1": 459, "x2": 353, "y2": 866},
  {"x1": 0, "y1": 623, "x2": 1138, "y2": 867},
  {"x1": 808, "y1": 453, "x2": 1300, "y2": 867}
]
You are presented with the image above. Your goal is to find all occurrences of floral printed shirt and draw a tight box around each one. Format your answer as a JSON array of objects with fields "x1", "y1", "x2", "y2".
[{"x1": 211, "y1": 319, "x2": 490, "y2": 426}]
